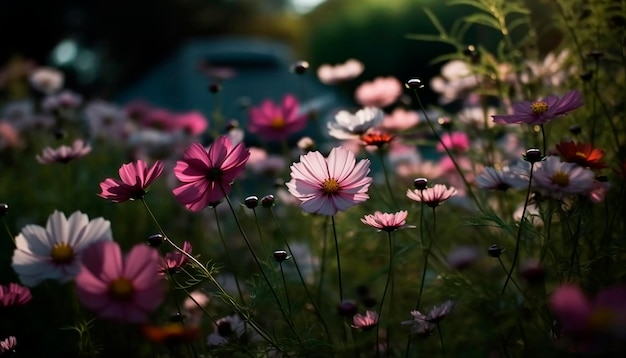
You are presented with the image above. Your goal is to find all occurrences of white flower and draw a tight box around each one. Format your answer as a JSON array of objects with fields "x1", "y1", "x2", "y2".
[
  {"x1": 521, "y1": 50, "x2": 576, "y2": 88},
  {"x1": 327, "y1": 107, "x2": 383, "y2": 140},
  {"x1": 11, "y1": 211, "x2": 112, "y2": 287},
  {"x1": 29, "y1": 67, "x2": 64, "y2": 94},
  {"x1": 317, "y1": 58, "x2": 364, "y2": 84},
  {"x1": 430, "y1": 60, "x2": 478, "y2": 104},
  {"x1": 207, "y1": 314, "x2": 246, "y2": 346},
  {"x1": 476, "y1": 165, "x2": 530, "y2": 191}
]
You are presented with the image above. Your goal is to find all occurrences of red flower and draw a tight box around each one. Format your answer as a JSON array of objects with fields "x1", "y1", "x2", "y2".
[
  {"x1": 360, "y1": 131, "x2": 394, "y2": 148},
  {"x1": 555, "y1": 141, "x2": 607, "y2": 169}
]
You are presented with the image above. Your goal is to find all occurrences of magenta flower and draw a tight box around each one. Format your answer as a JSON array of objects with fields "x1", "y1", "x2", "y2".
[
  {"x1": 173, "y1": 136, "x2": 250, "y2": 212},
  {"x1": 36, "y1": 139, "x2": 91, "y2": 164},
  {"x1": 75, "y1": 241, "x2": 164, "y2": 323},
  {"x1": 361, "y1": 210, "x2": 412, "y2": 232},
  {"x1": 437, "y1": 131, "x2": 470, "y2": 152},
  {"x1": 248, "y1": 94, "x2": 307, "y2": 141},
  {"x1": 175, "y1": 111, "x2": 208, "y2": 136},
  {"x1": 160, "y1": 241, "x2": 192, "y2": 276},
  {"x1": 492, "y1": 89, "x2": 583, "y2": 125},
  {"x1": 533, "y1": 156, "x2": 595, "y2": 196},
  {"x1": 406, "y1": 184, "x2": 457, "y2": 208},
  {"x1": 0, "y1": 283, "x2": 32, "y2": 307},
  {"x1": 351, "y1": 310, "x2": 379, "y2": 330},
  {"x1": 286, "y1": 146, "x2": 372, "y2": 216},
  {"x1": 98, "y1": 160, "x2": 164, "y2": 203},
  {"x1": 0, "y1": 336, "x2": 16, "y2": 354}
]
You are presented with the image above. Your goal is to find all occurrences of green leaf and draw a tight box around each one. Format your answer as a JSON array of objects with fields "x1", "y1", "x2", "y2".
[{"x1": 463, "y1": 13, "x2": 503, "y2": 31}]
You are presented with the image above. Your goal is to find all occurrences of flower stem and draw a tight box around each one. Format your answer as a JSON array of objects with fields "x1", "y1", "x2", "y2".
[
  {"x1": 331, "y1": 215, "x2": 344, "y2": 302},
  {"x1": 212, "y1": 207, "x2": 246, "y2": 305},
  {"x1": 437, "y1": 322, "x2": 445, "y2": 356},
  {"x1": 376, "y1": 231, "x2": 394, "y2": 358},
  {"x1": 501, "y1": 163, "x2": 535, "y2": 294},
  {"x1": 279, "y1": 262, "x2": 292, "y2": 315},
  {"x1": 378, "y1": 150, "x2": 398, "y2": 209},
  {"x1": 1, "y1": 218, "x2": 15, "y2": 245}
]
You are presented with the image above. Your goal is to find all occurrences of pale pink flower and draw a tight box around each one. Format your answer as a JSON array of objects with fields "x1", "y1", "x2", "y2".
[
  {"x1": 406, "y1": 184, "x2": 457, "y2": 208},
  {"x1": 175, "y1": 111, "x2": 208, "y2": 136},
  {"x1": 361, "y1": 211, "x2": 412, "y2": 232},
  {"x1": 36, "y1": 139, "x2": 91, "y2": 164},
  {"x1": 395, "y1": 159, "x2": 443, "y2": 180},
  {"x1": 437, "y1": 131, "x2": 470, "y2": 152},
  {"x1": 141, "y1": 108, "x2": 178, "y2": 132},
  {"x1": 0, "y1": 121, "x2": 21, "y2": 150},
  {"x1": 98, "y1": 160, "x2": 164, "y2": 203},
  {"x1": 29, "y1": 66, "x2": 64, "y2": 94},
  {"x1": 476, "y1": 165, "x2": 530, "y2": 191},
  {"x1": 0, "y1": 283, "x2": 32, "y2": 307},
  {"x1": 207, "y1": 314, "x2": 247, "y2": 346},
  {"x1": 457, "y1": 106, "x2": 497, "y2": 128},
  {"x1": 248, "y1": 94, "x2": 307, "y2": 141},
  {"x1": 430, "y1": 60, "x2": 478, "y2": 104},
  {"x1": 588, "y1": 179, "x2": 610, "y2": 203},
  {"x1": 286, "y1": 146, "x2": 372, "y2": 216},
  {"x1": 246, "y1": 147, "x2": 286, "y2": 175},
  {"x1": 41, "y1": 90, "x2": 82, "y2": 112},
  {"x1": 83, "y1": 100, "x2": 132, "y2": 141},
  {"x1": 12, "y1": 211, "x2": 112, "y2": 287},
  {"x1": 355, "y1": 77, "x2": 403, "y2": 108},
  {"x1": 380, "y1": 108, "x2": 420, "y2": 132},
  {"x1": 75, "y1": 241, "x2": 164, "y2": 323},
  {"x1": 351, "y1": 310, "x2": 379, "y2": 330},
  {"x1": 533, "y1": 156, "x2": 595, "y2": 195},
  {"x1": 317, "y1": 59, "x2": 364, "y2": 84},
  {"x1": 172, "y1": 136, "x2": 250, "y2": 212}
]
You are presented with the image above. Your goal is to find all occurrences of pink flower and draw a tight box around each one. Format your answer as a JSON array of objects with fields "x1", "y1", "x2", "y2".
[
  {"x1": 406, "y1": 184, "x2": 457, "y2": 208},
  {"x1": 286, "y1": 146, "x2": 372, "y2": 216},
  {"x1": 0, "y1": 336, "x2": 16, "y2": 354},
  {"x1": 437, "y1": 131, "x2": 470, "y2": 152},
  {"x1": 492, "y1": 90, "x2": 583, "y2": 125},
  {"x1": 160, "y1": 241, "x2": 192, "y2": 275},
  {"x1": 142, "y1": 108, "x2": 178, "y2": 131},
  {"x1": 380, "y1": 108, "x2": 420, "y2": 132},
  {"x1": 355, "y1": 77, "x2": 403, "y2": 108},
  {"x1": 246, "y1": 147, "x2": 286, "y2": 175},
  {"x1": 317, "y1": 59, "x2": 364, "y2": 84},
  {"x1": 361, "y1": 211, "x2": 411, "y2": 232},
  {"x1": 248, "y1": 94, "x2": 307, "y2": 141},
  {"x1": 533, "y1": 156, "x2": 595, "y2": 195},
  {"x1": 75, "y1": 241, "x2": 164, "y2": 323},
  {"x1": 351, "y1": 310, "x2": 379, "y2": 330},
  {"x1": 98, "y1": 160, "x2": 164, "y2": 203},
  {"x1": 173, "y1": 136, "x2": 250, "y2": 212},
  {"x1": 175, "y1": 111, "x2": 208, "y2": 136},
  {"x1": 0, "y1": 283, "x2": 32, "y2": 307},
  {"x1": 36, "y1": 139, "x2": 91, "y2": 164}
]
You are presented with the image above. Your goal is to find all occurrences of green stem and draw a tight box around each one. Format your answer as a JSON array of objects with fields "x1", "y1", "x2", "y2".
[
  {"x1": 378, "y1": 151, "x2": 398, "y2": 209},
  {"x1": 331, "y1": 215, "x2": 344, "y2": 302},
  {"x1": 213, "y1": 207, "x2": 246, "y2": 305},
  {"x1": 376, "y1": 231, "x2": 394, "y2": 358}
]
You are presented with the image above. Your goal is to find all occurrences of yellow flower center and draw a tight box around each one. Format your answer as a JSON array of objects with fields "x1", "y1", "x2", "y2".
[
  {"x1": 322, "y1": 178, "x2": 340, "y2": 194},
  {"x1": 108, "y1": 277, "x2": 135, "y2": 301},
  {"x1": 551, "y1": 171, "x2": 570, "y2": 187},
  {"x1": 530, "y1": 101, "x2": 549, "y2": 115},
  {"x1": 270, "y1": 117, "x2": 285, "y2": 129},
  {"x1": 50, "y1": 243, "x2": 75, "y2": 265},
  {"x1": 575, "y1": 151, "x2": 588, "y2": 159}
]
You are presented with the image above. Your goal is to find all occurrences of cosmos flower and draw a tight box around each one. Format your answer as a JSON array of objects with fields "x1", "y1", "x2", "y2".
[
  {"x1": 75, "y1": 241, "x2": 164, "y2": 323},
  {"x1": 430, "y1": 60, "x2": 478, "y2": 104},
  {"x1": 0, "y1": 336, "x2": 16, "y2": 354},
  {"x1": 533, "y1": 156, "x2": 595, "y2": 195},
  {"x1": 98, "y1": 160, "x2": 164, "y2": 203},
  {"x1": 327, "y1": 107, "x2": 384, "y2": 140},
  {"x1": 360, "y1": 131, "x2": 394, "y2": 149},
  {"x1": 160, "y1": 241, "x2": 192, "y2": 275},
  {"x1": 175, "y1": 111, "x2": 208, "y2": 136},
  {"x1": 317, "y1": 59, "x2": 364, "y2": 84},
  {"x1": 351, "y1": 310, "x2": 379, "y2": 330},
  {"x1": 492, "y1": 90, "x2": 583, "y2": 125},
  {"x1": 36, "y1": 139, "x2": 92, "y2": 164},
  {"x1": 207, "y1": 314, "x2": 246, "y2": 346},
  {"x1": 437, "y1": 131, "x2": 470, "y2": 152},
  {"x1": 29, "y1": 67, "x2": 64, "y2": 94},
  {"x1": 355, "y1": 77, "x2": 403, "y2": 108},
  {"x1": 555, "y1": 140, "x2": 607, "y2": 169},
  {"x1": 361, "y1": 211, "x2": 412, "y2": 232},
  {"x1": 476, "y1": 165, "x2": 530, "y2": 191},
  {"x1": 0, "y1": 121, "x2": 21, "y2": 150},
  {"x1": 380, "y1": 108, "x2": 420, "y2": 132},
  {"x1": 406, "y1": 184, "x2": 458, "y2": 208},
  {"x1": 41, "y1": 90, "x2": 83, "y2": 112},
  {"x1": 286, "y1": 146, "x2": 372, "y2": 216},
  {"x1": 83, "y1": 100, "x2": 132, "y2": 141},
  {"x1": 172, "y1": 136, "x2": 250, "y2": 212},
  {"x1": 248, "y1": 95, "x2": 307, "y2": 141},
  {"x1": 0, "y1": 283, "x2": 32, "y2": 307},
  {"x1": 11, "y1": 211, "x2": 112, "y2": 287}
]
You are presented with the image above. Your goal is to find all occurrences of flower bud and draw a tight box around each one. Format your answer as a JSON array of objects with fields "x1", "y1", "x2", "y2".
[
  {"x1": 523, "y1": 148, "x2": 543, "y2": 163},
  {"x1": 0, "y1": 203, "x2": 8, "y2": 217},
  {"x1": 291, "y1": 61, "x2": 309, "y2": 75},
  {"x1": 413, "y1": 178, "x2": 428, "y2": 190},
  {"x1": 147, "y1": 233, "x2": 164, "y2": 247},
  {"x1": 243, "y1": 196, "x2": 259, "y2": 209},
  {"x1": 337, "y1": 300, "x2": 358, "y2": 317},
  {"x1": 569, "y1": 124, "x2": 582, "y2": 135},
  {"x1": 261, "y1": 194, "x2": 276, "y2": 208},
  {"x1": 273, "y1": 250, "x2": 291, "y2": 262},
  {"x1": 579, "y1": 71, "x2": 593, "y2": 82},
  {"x1": 487, "y1": 244, "x2": 501, "y2": 258},
  {"x1": 405, "y1": 78, "x2": 424, "y2": 90}
]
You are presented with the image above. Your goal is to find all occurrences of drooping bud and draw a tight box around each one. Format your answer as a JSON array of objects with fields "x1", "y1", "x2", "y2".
[
  {"x1": 523, "y1": 148, "x2": 543, "y2": 163},
  {"x1": 290, "y1": 61, "x2": 310, "y2": 75},
  {"x1": 147, "y1": 233, "x2": 164, "y2": 247},
  {"x1": 487, "y1": 244, "x2": 502, "y2": 258},
  {"x1": 243, "y1": 196, "x2": 259, "y2": 209},
  {"x1": 261, "y1": 195, "x2": 276, "y2": 208},
  {"x1": 273, "y1": 250, "x2": 290, "y2": 262},
  {"x1": 413, "y1": 178, "x2": 428, "y2": 190},
  {"x1": 405, "y1": 78, "x2": 424, "y2": 90}
]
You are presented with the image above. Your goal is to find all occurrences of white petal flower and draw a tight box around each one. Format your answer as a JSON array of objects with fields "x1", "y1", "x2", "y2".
[
  {"x1": 11, "y1": 211, "x2": 112, "y2": 287},
  {"x1": 327, "y1": 107, "x2": 383, "y2": 140}
]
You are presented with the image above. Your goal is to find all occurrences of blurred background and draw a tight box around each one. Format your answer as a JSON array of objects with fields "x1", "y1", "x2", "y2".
[{"x1": 0, "y1": 0, "x2": 489, "y2": 110}]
